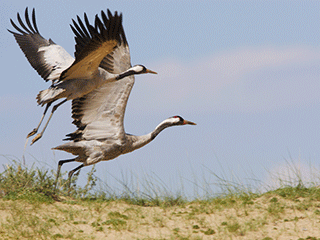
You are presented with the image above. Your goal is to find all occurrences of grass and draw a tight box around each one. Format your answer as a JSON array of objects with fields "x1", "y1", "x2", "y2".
[{"x1": 1, "y1": 159, "x2": 320, "y2": 239}]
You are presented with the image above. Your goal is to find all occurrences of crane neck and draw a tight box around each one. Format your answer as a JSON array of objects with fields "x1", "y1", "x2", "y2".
[
  {"x1": 97, "y1": 67, "x2": 135, "y2": 82},
  {"x1": 125, "y1": 120, "x2": 175, "y2": 153},
  {"x1": 116, "y1": 68, "x2": 136, "y2": 80},
  {"x1": 151, "y1": 120, "x2": 174, "y2": 140}
]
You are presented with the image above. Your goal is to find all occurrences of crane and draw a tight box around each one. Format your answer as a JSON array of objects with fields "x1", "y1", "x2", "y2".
[
  {"x1": 8, "y1": 8, "x2": 157, "y2": 145},
  {"x1": 52, "y1": 11, "x2": 196, "y2": 188}
]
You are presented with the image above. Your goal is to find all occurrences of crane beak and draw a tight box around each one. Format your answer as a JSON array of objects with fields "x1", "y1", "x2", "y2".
[
  {"x1": 146, "y1": 69, "x2": 157, "y2": 74},
  {"x1": 183, "y1": 120, "x2": 196, "y2": 125}
]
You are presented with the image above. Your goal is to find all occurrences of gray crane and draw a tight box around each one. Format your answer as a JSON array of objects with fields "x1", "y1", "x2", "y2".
[
  {"x1": 52, "y1": 11, "x2": 196, "y2": 187},
  {"x1": 8, "y1": 8, "x2": 157, "y2": 145}
]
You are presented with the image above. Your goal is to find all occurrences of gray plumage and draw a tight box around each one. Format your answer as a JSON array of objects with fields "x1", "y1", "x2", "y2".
[
  {"x1": 52, "y1": 17, "x2": 196, "y2": 186},
  {"x1": 54, "y1": 115, "x2": 196, "y2": 187},
  {"x1": 8, "y1": 8, "x2": 156, "y2": 145}
]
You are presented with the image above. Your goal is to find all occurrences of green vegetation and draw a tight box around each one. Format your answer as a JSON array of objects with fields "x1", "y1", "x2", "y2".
[{"x1": 1, "y1": 159, "x2": 320, "y2": 239}]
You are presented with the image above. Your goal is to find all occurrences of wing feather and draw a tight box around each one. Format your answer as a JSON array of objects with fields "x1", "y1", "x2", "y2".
[
  {"x1": 99, "y1": 19, "x2": 129, "y2": 73},
  {"x1": 8, "y1": 8, "x2": 74, "y2": 83},
  {"x1": 59, "y1": 10, "x2": 123, "y2": 81},
  {"x1": 65, "y1": 23, "x2": 133, "y2": 142}
]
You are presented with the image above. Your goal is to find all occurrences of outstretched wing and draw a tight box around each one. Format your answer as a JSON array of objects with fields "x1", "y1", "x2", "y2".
[
  {"x1": 59, "y1": 10, "x2": 122, "y2": 81},
  {"x1": 8, "y1": 8, "x2": 74, "y2": 84},
  {"x1": 65, "y1": 15, "x2": 133, "y2": 143}
]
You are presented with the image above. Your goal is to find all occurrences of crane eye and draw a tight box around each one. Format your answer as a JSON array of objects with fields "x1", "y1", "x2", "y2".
[{"x1": 172, "y1": 116, "x2": 183, "y2": 122}]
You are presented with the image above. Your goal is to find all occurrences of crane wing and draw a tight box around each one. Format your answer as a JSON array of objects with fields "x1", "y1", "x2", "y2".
[
  {"x1": 65, "y1": 22, "x2": 133, "y2": 142},
  {"x1": 59, "y1": 10, "x2": 122, "y2": 81},
  {"x1": 8, "y1": 8, "x2": 74, "y2": 84}
]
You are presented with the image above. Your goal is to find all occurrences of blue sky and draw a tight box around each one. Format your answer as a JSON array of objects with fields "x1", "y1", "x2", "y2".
[{"x1": 1, "y1": 0, "x2": 319, "y2": 197}]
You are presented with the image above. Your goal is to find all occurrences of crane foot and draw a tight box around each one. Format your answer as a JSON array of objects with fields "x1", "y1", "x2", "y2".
[
  {"x1": 27, "y1": 128, "x2": 38, "y2": 138},
  {"x1": 31, "y1": 133, "x2": 42, "y2": 145}
]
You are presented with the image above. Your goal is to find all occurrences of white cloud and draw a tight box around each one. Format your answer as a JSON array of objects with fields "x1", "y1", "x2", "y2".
[{"x1": 133, "y1": 45, "x2": 320, "y2": 113}]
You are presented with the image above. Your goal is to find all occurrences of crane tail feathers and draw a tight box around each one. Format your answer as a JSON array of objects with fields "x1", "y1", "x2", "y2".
[
  {"x1": 52, "y1": 144, "x2": 84, "y2": 156},
  {"x1": 37, "y1": 88, "x2": 65, "y2": 105}
]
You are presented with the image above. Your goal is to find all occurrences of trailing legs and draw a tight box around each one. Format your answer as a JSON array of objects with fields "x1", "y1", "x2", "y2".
[
  {"x1": 30, "y1": 99, "x2": 68, "y2": 145},
  {"x1": 68, "y1": 164, "x2": 84, "y2": 188},
  {"x1": 54, "y1": 158, "x2": 76, "y2": 191}
]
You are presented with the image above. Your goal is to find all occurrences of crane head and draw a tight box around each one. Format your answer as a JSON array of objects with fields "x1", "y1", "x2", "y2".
[
  {"x1": 132, "y1": 65, "x2": 157, "y2": 75},
  {"x1": 169, "y1": 116, "x2": 196, "y2": 126}
]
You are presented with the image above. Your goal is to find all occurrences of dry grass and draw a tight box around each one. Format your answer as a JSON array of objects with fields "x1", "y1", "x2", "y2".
[
  {"x1": 1, "y1": 160, "x2": 320, "y2": 239},
  {"x1": 1, "y1": 194, "x2": 320, "y2": 239}
]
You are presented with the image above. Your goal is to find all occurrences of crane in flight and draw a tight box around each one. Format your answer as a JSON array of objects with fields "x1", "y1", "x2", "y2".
[
  {"x1": 52, "y1": 10, "x2": 196, "y2": 188},
  {"x1": 8, "y1": 8, "x2": 157, "y2": 145}
]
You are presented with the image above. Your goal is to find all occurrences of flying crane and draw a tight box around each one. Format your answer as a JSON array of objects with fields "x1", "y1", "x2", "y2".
[
  {"x1": 52, "y1": 10, "x2": 196, "y2": 187},
  {"x1": 8, "y1": 8, "x2": 157, "y2": 145}
]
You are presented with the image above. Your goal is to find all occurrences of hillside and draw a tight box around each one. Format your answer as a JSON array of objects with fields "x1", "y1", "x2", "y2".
[{"x1": 0, "y1": 162, "x2": 320, "y2": 239}]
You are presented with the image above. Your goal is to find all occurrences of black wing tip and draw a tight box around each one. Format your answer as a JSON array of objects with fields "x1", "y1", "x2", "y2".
[
  {"x1": 70, "y1": 8, "x2": 125, "y2": 59},
  {"x1": 103, "y1": 9, "x2": 127, "y2": 46},
  {"x1": 7, "y1": 28, "x2": 15, "y2": 34},
  {"x1": 63, "y1": 97, "x2": 88, "y2": 141},
  {"x1": 102, "y1": 9, "x2": 127, "y2": 45},
  {"x1": 9, "y1": 7, "x2": 39, "y2": 35}
]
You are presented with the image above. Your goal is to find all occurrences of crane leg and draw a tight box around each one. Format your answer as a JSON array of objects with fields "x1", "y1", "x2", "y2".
[
  {"x1": 54, "y1": 158, "x2": 76, "y2": 191},
  {"x1": 68, "y1": 164, "x2": 84, "y2": 188},
  {"x1": 31, "y1": 99, "x2": 68, "y2": 145},
  {"x1": 26, "y1": 102, "x2": 52, "y2": 138}
]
